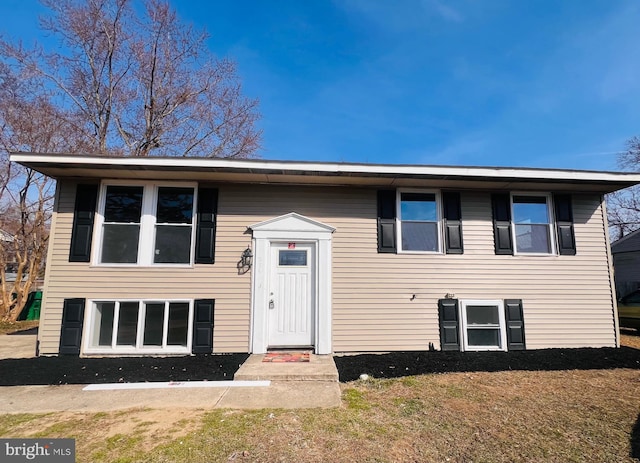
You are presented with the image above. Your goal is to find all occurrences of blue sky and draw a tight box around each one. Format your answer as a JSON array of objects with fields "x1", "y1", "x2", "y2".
[{"x1": 2, "y1": 1, "x2": 640, "y2": 170}]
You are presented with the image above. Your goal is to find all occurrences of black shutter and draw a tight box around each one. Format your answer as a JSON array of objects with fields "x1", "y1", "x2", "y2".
[
  {"x1": 443, "y1": 192, "x2": 463, "y2": 254},
  {"x1": 69, "y1": 184, "x2": 98, "y2": 262},
  {"x1": 59, "y1": 298, "x2": 85, "y2": 356},
  {"x1": 438, "y1": 298, "x2": 460, "y2": 351},
  {"x1": 192, "y1": 299, "x2": 214, "y2": 354},
  {"x1": 195, "y1": 188, "x2": 218, "y2": 264},
  {"x1": 377, "y1": 190, "x2": 397, "y2": 253},
  {"x1": 504, "y1": 299, "x2": 526, "y2": 351},
  {"x1": 553, "y1": 194, "x2": 576, "y2": 255},
  {"x1": 491, "y1": 194, "x2": 513, "y2": 255}
]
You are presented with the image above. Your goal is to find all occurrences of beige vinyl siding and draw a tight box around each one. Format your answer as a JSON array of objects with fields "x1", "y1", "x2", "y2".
[
  {"x1": 332, "y1": 192, "x2": 616, "y2": 351},
  {"x1": 39, "y1": 181, "x2": 617, "y2": 355},
  {"x1": 40, "y1": 181, "x2": 253, "y2": 354}
]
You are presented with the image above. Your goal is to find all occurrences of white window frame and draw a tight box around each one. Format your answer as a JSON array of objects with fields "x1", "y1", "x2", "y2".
[
  {"x1": 396, "y1": 189, "x2": 443, "y2": 254},
  {"x1": 460, "y1": 299, "x2": 507, "y2": 352},
  {"x1": 511, "y1": 192, "x2": 556, "y2": 256},
  {"x1": 92, "y1": 180, "x2": 197, "y2": 266},
  {"x1": 82, "y1": 299, "x2": 194, "y2": 355}
]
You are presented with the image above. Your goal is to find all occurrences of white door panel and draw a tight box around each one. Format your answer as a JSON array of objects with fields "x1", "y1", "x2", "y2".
[{"x1": 268, "y1": 243, "x2": 314, "y2": 347}]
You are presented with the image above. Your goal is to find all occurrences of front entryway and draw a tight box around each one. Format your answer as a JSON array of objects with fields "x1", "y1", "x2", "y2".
[
  {"x1": 268, "y1": 243, "x2": 315, "y2": 348},
  {"x1": 249, "y1": 212, "x2": 335, "y2": 355}
]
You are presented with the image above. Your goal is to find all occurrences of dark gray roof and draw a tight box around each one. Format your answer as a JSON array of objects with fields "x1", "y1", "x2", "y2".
[{"x1": 611, "y1": 228, "x2": 640, "y2": 253}]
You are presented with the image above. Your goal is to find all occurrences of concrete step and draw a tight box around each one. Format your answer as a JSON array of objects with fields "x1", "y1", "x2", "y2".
[{"x1": 234, "y1": 354, "x2": 339, "y2": 382}]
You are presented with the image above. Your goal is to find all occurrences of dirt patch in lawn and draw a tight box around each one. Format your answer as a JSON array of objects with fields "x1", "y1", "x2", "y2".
[
  {"x1": 0, "y1": 320, "x2": 39, "y2": 335},
  {"x1": 2, "y1": 407, "x2": 207, "y2": 461},
  {"x1": 621, "y1": 328, "x2": 640, "y2": 350},
  {"x1": 12, "y1": 408, "x2": 202, "y2": 444}
]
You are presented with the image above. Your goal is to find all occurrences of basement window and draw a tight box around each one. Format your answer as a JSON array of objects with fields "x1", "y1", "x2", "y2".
[
  {"x1": 86, "y1": 300, "x2": 193, "y2": 354},
  {"x1": 460, "y1": 300, "x2": 507, "y2": 352}
]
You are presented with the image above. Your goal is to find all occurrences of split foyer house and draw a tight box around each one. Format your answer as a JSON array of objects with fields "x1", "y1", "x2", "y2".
[{"x1": 10, "y1": 153, "x2": 640, "y2": 357}]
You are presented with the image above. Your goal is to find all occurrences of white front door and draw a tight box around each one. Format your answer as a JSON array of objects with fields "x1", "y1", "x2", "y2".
[{"x1": 268, "y1": 242, "x2": 315, "y2": 348}]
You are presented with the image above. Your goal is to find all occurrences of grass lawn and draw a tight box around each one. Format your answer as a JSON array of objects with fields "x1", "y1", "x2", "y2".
[
  {"x1": 0, "y1": 320, "x2": 39, "y2": 335},
  {"x1": 1, "y1": 333, "x2": 639, "y2": 462}
]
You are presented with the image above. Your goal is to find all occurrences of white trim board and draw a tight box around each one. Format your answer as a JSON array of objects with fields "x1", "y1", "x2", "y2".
[{"x1": 83, "y1": 380, "x2": 271, "y2": 391}]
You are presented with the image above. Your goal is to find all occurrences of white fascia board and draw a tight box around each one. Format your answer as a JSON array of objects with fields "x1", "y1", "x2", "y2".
[{"x1": 9, "y1": 152, "x2": 640, "y2": 184}]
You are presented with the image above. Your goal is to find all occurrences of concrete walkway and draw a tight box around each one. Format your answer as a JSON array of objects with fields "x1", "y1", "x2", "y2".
[
  {"x1": 0, "y1": 381, "x2": 342, "y2": 413},
  {"x1": 0, "y1": 334, "x2": 342, "y2": 412},
  {"x1": 0, "y1": 331, "x2": 38, "y2": 359}
]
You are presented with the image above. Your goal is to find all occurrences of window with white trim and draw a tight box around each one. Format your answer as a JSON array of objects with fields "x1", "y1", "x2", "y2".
[
  {"x1": 398, "y1": 191, "x2": 441, "y2": 252},
  {"x1": 512, "y1": 194, "x2": 554, "y2": 254},
  {"x1": 460, "y1": 300, "x2": 507, "y2": 351},
  {"x1": 96, "y1": 183, "x2": 196, "y2": 265},
  {"x1": 87, "y1": 300, "x2": 193, "y2": 353}
]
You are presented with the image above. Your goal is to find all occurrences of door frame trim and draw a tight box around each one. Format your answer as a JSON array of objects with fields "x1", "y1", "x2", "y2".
[{"x1": 249, "y1": 213, "x2": 334, "y2": 354}]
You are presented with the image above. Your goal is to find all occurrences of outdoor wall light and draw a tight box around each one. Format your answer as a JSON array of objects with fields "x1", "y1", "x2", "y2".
[{"x1": 241, "y1": 247, "x2": 253, "y2": 269}]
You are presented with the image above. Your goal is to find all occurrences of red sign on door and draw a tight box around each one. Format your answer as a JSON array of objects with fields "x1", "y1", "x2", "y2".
[{"x1": 288, "y1": 243, "x2": 296, "y2": 249}]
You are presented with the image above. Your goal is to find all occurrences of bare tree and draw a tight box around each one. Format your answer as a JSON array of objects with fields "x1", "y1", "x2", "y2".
[
  {"x1": 607, "y1": 189, "x2": 640, "y2": 240},
  {"x1": 0, "y1": 66, "x2": 73, "y2": 321},
  {"x1": 608, "y1": 137, "x2": 640, "y2": 241},
  {"x1": 0, "y1": 169, "x2": 50, "y2": 321},
  {"x1": 0, "y1": 0, "x2": 260, "y2": 319},
  {"x1": 618, "y1": 136, "x2": 640, "y2": 170},
  {"x1": 123, "y1": 0, "x2": 261, "y2": 157},
  {"x1": 1, "y1": 0, "x2": 261, "y2": 157}
]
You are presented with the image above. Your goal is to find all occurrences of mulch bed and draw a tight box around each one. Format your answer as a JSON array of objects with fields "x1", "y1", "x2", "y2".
[
  {"x1": 0, "y1": 354, "x2": 250, "y2": 386},
  {"x1": 1, "y1": 347, "x2": 639, "y2": 386},
  {"x1": 1, "y1": 334, "x2": 639, "y2": 386},
  {"x1": 334, "y1": 346, "x2": 640, "y2": 382}
]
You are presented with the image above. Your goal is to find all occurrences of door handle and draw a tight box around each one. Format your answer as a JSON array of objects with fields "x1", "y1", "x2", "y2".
[{"x1": 269, "y1": 299, "x2": 275, "y2": 309}]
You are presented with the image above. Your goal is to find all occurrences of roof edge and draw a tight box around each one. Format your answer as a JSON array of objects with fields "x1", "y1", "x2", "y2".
[{"x1": 10, "y1": 152, "x2": 640, "y2": 184}]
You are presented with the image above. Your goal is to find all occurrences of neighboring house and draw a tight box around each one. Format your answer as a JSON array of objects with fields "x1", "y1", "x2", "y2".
[
  {"x1": 10, "y1": 153, "x2": 640, "y2": 357},
  {"x1": 0, "y1": 229, "x2": 13, "y2": 242},
  {"x1": 611, "y1": 228, "x2": 640, "y2": 298},
  {"x1": 0, "y1": 228, "x2": 18, "y2": 280}
]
